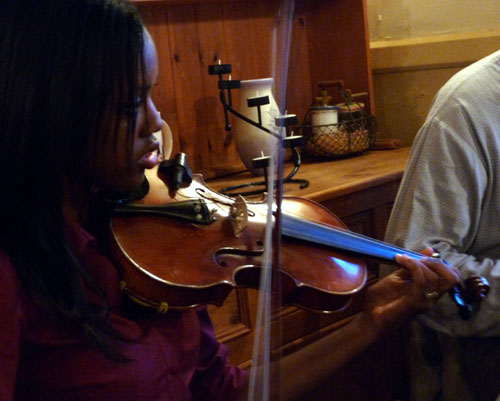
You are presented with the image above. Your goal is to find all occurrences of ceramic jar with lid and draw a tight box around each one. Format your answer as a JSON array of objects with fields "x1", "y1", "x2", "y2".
[
  {"x1": 337, "y1": 102, "x2": 364, "y2": 121},
  {"x1": 308, "y1": 89, "x2": 338, "y2": 133},
  {"x1": 309, "y1": 105, "x2": 338, "y2": 133}
]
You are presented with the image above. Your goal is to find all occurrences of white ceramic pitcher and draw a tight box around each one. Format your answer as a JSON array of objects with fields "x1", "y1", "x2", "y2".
[{"x1": 234, "y1": 78, "x2": 279, "y2": 176}]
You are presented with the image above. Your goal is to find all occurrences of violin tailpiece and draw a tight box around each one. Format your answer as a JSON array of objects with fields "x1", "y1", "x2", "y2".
[{"x1": 113, "y1": 199, "x2": 214, "y2": 225}]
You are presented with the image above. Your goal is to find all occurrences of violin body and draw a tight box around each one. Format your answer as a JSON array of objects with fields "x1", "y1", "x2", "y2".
[{"x1": 108, "y1": 167, "x2": 367, "y2": 313}]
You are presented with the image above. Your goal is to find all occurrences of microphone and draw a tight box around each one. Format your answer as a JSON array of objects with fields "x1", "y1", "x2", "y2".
[{"x1": 159, "y1": 152, "x2": 193, "y2": 191}]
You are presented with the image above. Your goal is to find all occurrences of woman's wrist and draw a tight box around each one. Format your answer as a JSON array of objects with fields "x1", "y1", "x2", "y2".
[{"x1": 353, "y1": 310, "x2": 385, "y2": 343}]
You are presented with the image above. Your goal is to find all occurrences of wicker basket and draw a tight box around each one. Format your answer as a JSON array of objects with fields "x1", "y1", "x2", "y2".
[{"x1": 298, "y1": 114, "x2": 376, "y2": 159}]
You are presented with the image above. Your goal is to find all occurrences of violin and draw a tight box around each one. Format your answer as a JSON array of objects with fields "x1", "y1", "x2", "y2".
[
  {"x1": 107, "y1": 156, "x2": 489, "y2": 318},
  {"x1": 108, "y1": 162, "x2": 366, "y2": 313}
]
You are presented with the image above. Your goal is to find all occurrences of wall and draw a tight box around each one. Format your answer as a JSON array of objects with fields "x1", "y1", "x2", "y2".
[
  {"x1": 366, "y1": 0, "x2": 500, "y2": 145},
  {"x1": 367, "y1": 0, "x2": 499, "y2": 40}
]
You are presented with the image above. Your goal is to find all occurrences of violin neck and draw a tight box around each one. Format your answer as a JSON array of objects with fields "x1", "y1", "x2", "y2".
[{"x1": 281, "y1": 213, "x2": 422, "y2": 263}]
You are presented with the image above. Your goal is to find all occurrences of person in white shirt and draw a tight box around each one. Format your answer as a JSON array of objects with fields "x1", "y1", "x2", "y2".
[{"x1": 385, "y1": 49, "x2": 500, "y2": 401}]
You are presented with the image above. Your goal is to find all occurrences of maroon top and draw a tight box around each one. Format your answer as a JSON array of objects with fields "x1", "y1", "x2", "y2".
[{"x1": 0, "y1": 223, "x2": 247, "y2": 401}]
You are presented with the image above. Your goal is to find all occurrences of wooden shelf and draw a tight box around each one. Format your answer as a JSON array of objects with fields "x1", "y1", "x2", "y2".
[{"x1": 208, "y1": 148, "x2": 410, "y2": 203}]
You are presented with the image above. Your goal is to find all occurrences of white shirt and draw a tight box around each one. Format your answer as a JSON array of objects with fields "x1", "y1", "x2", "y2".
[{"x1": 385, "y1": 49, "x2": 500, "y2": 337}]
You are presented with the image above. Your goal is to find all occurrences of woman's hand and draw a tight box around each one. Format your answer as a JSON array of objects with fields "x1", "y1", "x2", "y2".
[{"x1": 361, "y1": 247, "x2": 460, "y2": 334}]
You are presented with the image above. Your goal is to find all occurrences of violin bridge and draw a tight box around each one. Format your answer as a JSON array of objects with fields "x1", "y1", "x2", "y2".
[{"x1": 229, "y1": 195, "x2": 248, "y2": 237}]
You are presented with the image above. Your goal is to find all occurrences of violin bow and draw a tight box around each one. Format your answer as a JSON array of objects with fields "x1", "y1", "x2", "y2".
[{"x1": 247, "y1": 1, "x2": 295, "y2": 400}]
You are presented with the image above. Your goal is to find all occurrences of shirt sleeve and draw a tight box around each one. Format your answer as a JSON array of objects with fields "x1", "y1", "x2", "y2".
[
  {"x1": 0, "y1": 253, "x2": 23, "y2": 401},
  {"x1": 384, "y1": 95, "x2": 500, "y2": 337},
  {"x1": 190, "y1": 307, "x2": 248, "y2": 401}
]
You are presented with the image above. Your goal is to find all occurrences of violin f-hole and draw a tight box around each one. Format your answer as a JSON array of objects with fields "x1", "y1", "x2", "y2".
[{"x1": 215, "y1": 246, "x2": 264, "y2": 268}]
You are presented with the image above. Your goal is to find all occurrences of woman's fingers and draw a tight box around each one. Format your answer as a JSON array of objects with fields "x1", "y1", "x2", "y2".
[
  {"x1": 417, "y1": 248, "x2": 460, "y2": 289},
  {"x1": 420, "y1": 247, "x2": 435, "y2": 257},
  {"x1": 396, "y1": 253, "x2": 460, "y2": 288},
  {"x1": 418, "y1": 256, "x2": 460, "y2": 290},
  {"x1": 395, "y1": 253, "x2": 443, "y2": 288},
  {"x1": 394, "y1": 253, "x2": 460, "y2": 304}
]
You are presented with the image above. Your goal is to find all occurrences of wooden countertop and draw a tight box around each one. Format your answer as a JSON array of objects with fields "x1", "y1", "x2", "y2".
[{"x1": 207, "y1": 147, "x2": 411, "y2": 203}]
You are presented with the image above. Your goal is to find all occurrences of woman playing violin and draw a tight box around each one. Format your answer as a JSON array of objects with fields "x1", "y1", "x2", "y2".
[{"x1": 0, "y1": 1, "x2": 459, "y2": 400}]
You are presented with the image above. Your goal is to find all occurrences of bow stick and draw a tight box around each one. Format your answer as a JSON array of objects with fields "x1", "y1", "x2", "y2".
[{"x1": 247, "y1": 1, "x2": 296, "y2": 400}]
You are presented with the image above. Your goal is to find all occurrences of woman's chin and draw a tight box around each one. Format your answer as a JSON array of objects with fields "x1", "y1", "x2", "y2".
[{"x1": 104, "y1": 174, "x2": 147, "y2": 199}]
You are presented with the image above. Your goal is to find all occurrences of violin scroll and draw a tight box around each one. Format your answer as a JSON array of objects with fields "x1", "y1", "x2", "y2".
[
  {"x1": 463, "y1": 275, "x2": 490, "y2": 302},
  {"x1": 448, "y1": 275, "x2": 490, "y2": 320}
]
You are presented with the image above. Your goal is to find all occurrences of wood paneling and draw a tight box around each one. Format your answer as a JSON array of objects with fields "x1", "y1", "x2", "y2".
[{"x1": 134, "y1": 0, "x2": 373, "y2": 178}]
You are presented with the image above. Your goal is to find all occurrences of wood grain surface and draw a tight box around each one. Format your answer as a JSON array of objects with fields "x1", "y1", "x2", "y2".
[{"x1": 207, "y1": 147, "x2": 411, "y2": 203}]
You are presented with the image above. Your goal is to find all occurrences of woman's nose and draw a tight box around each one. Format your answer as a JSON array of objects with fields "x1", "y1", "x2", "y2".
[{"x1": 143, "y1": 101, "x2": 162, "y2": 136}]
